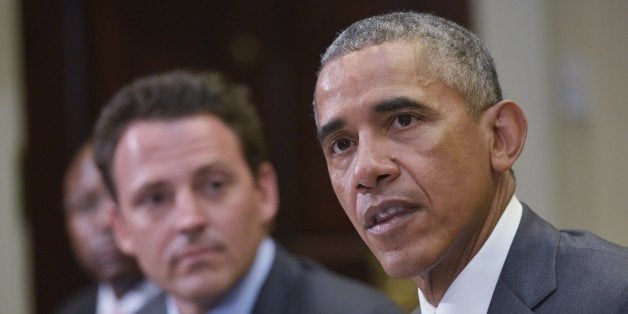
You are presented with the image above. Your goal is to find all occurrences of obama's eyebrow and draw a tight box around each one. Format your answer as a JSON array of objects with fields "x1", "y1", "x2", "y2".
[
  {"x1": 317, "y1": 119, "x2": 345, "y2": 143},
  {"x1": 373, "y1": 96, "x2": 433, "y2": 115}
]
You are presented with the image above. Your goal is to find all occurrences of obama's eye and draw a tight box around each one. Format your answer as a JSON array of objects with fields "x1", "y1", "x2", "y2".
[
  {"x1": 331, "y1": 138, "x2": 354, "y2": 154},
  {"x1": 391, "y1": 114, "x2": 418, "y2": 128}
]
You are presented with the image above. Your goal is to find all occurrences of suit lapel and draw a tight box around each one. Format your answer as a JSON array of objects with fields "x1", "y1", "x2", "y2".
[
  {"x1": 252, "y1": 247, "x2": 300, "y2": 314},
  {"x1": 488, "y1": 204, "x2": 559, "y2": 312},
  {"x1": 135, "y1": 292, "x2": 168, "y2": 314}
]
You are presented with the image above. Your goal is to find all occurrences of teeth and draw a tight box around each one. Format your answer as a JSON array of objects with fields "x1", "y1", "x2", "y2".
[
  {"x1": 374, "y1": 207, "x2": 403, "y2": 223},
  {"x1": 375, "y1": 212, "x2": 387, "y2": 221},
  {"x1": 387, "y1": 207, "x2": 400, "y2": 214}
]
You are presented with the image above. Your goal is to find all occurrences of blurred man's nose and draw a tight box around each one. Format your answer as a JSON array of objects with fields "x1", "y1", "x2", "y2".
[
  {"x1": 174, "y1": 189, "x2": 207, "y2": 236},
  {"x1": 95, "y1": 197, "x2": 115, "y2": 231}
]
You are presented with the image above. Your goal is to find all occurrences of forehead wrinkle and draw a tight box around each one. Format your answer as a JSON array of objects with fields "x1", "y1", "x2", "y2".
[{"x1": 126, "y1": 143, "x2": 227, "y2": 191}]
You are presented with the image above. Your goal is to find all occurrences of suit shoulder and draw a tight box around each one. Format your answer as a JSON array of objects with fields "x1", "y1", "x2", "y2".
[
  {"x1": 559, "y1": 229, "x2": 627, "y2": 256},
  {"x1": 557, "y1": 229, "x2": 628, "y2": 273},
  {"x1": 554, "y1": 230, "x2": 628, "y2": 309}
]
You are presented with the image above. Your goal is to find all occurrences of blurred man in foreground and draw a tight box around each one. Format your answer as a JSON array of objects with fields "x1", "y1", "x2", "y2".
[
  {"x1": 57, "y1": 141, "x2": 161, "y2": 314},
  {"x1": 93, "y1": 70, "x2": 402, "y2": 314}
]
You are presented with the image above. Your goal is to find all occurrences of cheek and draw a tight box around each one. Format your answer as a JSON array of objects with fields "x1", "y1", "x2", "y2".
[
  {"x1": 128, "y1": 217, "x2": 170, "y2": 263},
  {"x1": 330, "y1": 181, "x2": 361, "y2": 233},
  {"x1": 330, "y1": 173, "x2": 352, "y2": 207},
  {"x1": 70, "y1": 220, "x2": 97, "y2": 248},
  {"x1": 329, "y1": 162, "x2": 353, "y2": 197},
  {"x1": 70, "y1": 235, "x2": 92, "y2": 260},
  {"x1": 412, "y1": 124, "x2": 484, "y2": 183},
  {"x1": 431, "y1": 134, "x2": 489, "y2": 193},
  {"x1": 413, "y1": 138, "x2": 491, "y2": 227},
  {"x1": 213, "y1": 198, "x2": 262, "y2": 244},
  {"x1": 133, "y1": 225, "x2": 172, "y2": 282},
  {"x1": 217, "y1": 212, "x2": 249, "y2": 240},
  {"x1": 221, "y1": 190, "x2": 254, "y2": 218}
]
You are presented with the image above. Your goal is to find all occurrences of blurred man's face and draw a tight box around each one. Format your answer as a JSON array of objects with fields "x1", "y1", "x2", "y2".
[
  {"x1": 64, "y1": 148, "x2": 139, "y2": 282},
  {"x1": 314, "y1": 41, "x2": 497, "y2": 281},
  {"x1": 111, "y1": 114, "x2": 277, "y2": 306}
]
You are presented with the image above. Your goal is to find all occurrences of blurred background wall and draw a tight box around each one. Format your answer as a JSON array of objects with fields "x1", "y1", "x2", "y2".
[
  {"x1": 0, "y1": 0, "x2": 626, "y2": 313},
  {"x1": 0, "y1": 1, "x2": 31, "y2": 313},
  {"x1": 473, "y1": 0, "x2": 628, "y2": 244}
]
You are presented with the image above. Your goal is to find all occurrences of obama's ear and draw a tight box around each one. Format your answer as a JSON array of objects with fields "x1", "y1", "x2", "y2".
[{"x1": 482, "y1": 100, "x2": 528, "y2": 173}]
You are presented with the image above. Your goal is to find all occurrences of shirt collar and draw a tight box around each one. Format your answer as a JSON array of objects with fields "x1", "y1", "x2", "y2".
[
  {"x1": 167, "y1": 237, "x2": 276, "y2": 314},
  {"x1": 418, "y1": 195, "x2": 522, "y2": 314},
  {"x1": 96, "y1": 279, "x2": 161, "y2": 314}
]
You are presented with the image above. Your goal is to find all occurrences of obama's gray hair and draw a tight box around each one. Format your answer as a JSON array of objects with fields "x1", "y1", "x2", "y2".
[{"x1": 319, "y1": 11, "x2": 502, "y2": 117}]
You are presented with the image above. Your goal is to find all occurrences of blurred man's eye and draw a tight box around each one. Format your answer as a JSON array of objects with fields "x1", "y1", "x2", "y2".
[
  {"x1": 200, "y1": 178, "x2": 226, "y2": 195},
  {"x1": 207, "y1": 180, "x2": 224, "y2": 190},
  {"x1": 196, "y1": 172, "x2": 231, "y2": 199},
  {"x1": 146, "y1": 193, "x2": 164, "y2": 205},
  {"x1": 138, "y1": 191, "x2": 171, "y2": 210},
  {"x1": 72, "y1": 193, "x2": 101, "y2": 214}
]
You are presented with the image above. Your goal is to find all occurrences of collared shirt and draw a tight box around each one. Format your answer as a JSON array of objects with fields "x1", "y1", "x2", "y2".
[
  {"x1": 418, "y1": 195, "x2": 523, "y2": 314},
  {"x1": 96, "y1": 279, "x2": 161, "y2": 314},
  {"x1": 167, "y1": 237, "x2": 276, "y2": 314}
]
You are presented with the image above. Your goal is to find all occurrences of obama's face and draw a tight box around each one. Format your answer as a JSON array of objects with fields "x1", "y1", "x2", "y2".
[{"x1": 315, "y1": 42, "x2": 498, "y2": 280}]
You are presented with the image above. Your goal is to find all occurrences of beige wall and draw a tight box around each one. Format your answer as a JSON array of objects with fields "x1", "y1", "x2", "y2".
[
  {"x1": 473, "y1": 0, "x2": 628, "y2": 245},
  {"x1": 0, "y1": 0, "x2": 32, "y2": 313}
]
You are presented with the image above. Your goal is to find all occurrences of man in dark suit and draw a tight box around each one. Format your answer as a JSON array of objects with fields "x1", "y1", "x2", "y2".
[
  {"x1": 92, "y1": 70, "x2": 402, "y2": 314},
  {"x1": 312, "y1": 11, "x2": 628, "y2": 313},
  {"x1": 57, "y1": 141, "x2": 161, "y2": 314}
]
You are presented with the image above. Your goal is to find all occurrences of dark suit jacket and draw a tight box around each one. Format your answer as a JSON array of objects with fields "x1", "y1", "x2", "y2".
[
  {"x1": 56, "y1": 282, "x2": 161, "y2": 314},
  {"x1": 138, "y1": 246, "x2": 402, "y2": 314},
  {"x1": 488, "y1": 203, "x2": 628, "y2": 313},
  {"x1": 56, "y1": 285, "x2": 98, "y2": 314}
]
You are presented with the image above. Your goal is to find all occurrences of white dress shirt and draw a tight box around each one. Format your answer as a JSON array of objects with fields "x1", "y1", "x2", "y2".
[
  {"x1": 96, "y1": 279, "x2": 161, "y2": 314},
  {"x1": 418, "y1": 195, "x2": 523, "y2": 314}
]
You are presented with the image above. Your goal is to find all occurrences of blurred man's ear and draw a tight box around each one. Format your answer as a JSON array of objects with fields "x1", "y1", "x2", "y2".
[
  {"x1": 482, "y1": 100, "x2": 528, "y2": 174},
  {"x1": 255, "y1": 161, "x2": 279, "y2": 225},
  {"x1": 111, "y1": 207, "x2": 135, "y2": 255}
]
